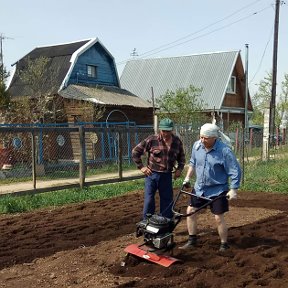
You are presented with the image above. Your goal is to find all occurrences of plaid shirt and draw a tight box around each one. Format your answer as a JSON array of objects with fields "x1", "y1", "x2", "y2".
[{"x1": 132, "y1": 133, "x2": 185, "y2": 173}]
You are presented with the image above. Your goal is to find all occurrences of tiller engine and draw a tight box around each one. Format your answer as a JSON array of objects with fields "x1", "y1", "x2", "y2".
[
  {"x1": 125, "y1": 214, "x2": 181, "y2": 267},
  {"x1": 124, "y1": 186, "x2": 224, "y2": 267},
  {"x1": 136, "y1": 214, "x2": 178, "y2": 251}
]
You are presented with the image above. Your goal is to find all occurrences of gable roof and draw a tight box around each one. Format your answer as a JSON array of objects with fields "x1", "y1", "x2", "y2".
[
  {"x1": 8, "y1": 38, "x2": 118, "y2": 96},
  {"x1": 120, "y1": 50, "x2": 241, "y2": 111},
  {"x1": 59, "y1": 84, "x2": 153, "y2": 108}
]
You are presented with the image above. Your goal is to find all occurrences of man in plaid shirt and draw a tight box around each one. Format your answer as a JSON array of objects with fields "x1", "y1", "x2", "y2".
[{"x1": 132, "y1": 118, "x2": 185, "y2": 219}]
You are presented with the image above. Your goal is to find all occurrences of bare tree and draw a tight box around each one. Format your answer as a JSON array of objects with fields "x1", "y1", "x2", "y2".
[{"x1": 18, "y1": 56, "x2": 64, "y2": 123}]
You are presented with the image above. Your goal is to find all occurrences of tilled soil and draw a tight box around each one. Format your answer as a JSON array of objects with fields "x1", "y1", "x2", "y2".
[{"x1": 0, "y1": 189, "x2": 287, "y2": 287}]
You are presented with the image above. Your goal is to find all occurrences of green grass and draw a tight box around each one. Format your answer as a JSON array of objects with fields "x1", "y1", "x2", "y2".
[
  {"x1": 240, "y1": 158, "x2": 288, "y2": 193},
  {"x1": 0, "y1": 157, "x2": 287, "y2": 215},
  {"x1": 0, "y1": 162, "x2": 137, "y2": 184},
  {"x1": 0, "y1": 179, "x2": 145, "y2": 214}
]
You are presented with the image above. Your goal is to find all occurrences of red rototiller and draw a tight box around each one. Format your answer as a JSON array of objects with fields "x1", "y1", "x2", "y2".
[{"x1": 124, "y1": 186, "x2": 224, "y2": 267}]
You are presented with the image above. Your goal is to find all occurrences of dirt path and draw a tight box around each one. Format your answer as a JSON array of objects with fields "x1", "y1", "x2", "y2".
[
  {"x1": 0, "y1": 190, "x2": 287, "y2": 287},
  {"x1": 0, "y1": 170, "x2": 142, "y2": 195}
]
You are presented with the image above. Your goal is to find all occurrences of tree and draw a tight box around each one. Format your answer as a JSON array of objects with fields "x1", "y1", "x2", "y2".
[
  {"x1": 18, "y1": 56, "x2": 62, "y2": 123},
  {"x1": 252, "y1": 72, "x2": 272, "y2": 110},
  {"x1": 251, "y1": 72, "x2": 288, "y2": 128},
  {"x1": 250, "y1": 106, "x2": 264, "y2": 126},
  {"x1": 0, "y1": 66, "x2": 11, "y2": 109},
  {"x1": 17, "y1": 56, "x2": 105, "y2": 124},
  {"x1": 0, "y1": 66, "x2": 12, "y2": 126},
  {"x1": 155, "y1": 85, "x2": 208, "y2": 126},
  {"x1": 277, "y1": 73, "x2": 288, "y2": 127}
]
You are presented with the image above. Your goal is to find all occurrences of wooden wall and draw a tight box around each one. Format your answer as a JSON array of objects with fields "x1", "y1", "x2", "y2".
[
  {"x1": 100, "y1": 106, "x2": 154, "y2": 125},
  {"x1": 68, "y1": 43, "x2": 119, "y2": 87},
  {"x1": 63, "y1": 99, "x2": 154, "y2": 125}
]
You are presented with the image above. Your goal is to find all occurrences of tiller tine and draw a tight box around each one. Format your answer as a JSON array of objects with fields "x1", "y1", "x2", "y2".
[{"x1": 124, "y1": 244, "x2": 180, "y2": 267}]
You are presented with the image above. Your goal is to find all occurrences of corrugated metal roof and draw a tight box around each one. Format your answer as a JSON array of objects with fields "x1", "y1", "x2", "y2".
[
  {"x1": 59, "y1": 85, "x2": 153, "y2": 108},
  {"x1": 120, "y1": 51, "x2": 240, "y2": 110}
]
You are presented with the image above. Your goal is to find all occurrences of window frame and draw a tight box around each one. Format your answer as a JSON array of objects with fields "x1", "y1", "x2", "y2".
[
  {"x1": 87, "y1": 65, "x2": 97, "y2": 78},
  {"x1": 226, "y1": 76, "x2": 236, "y2": 94}
]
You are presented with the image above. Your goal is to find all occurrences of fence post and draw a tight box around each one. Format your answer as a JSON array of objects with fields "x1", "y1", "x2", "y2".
[
  {"x1": 118, "y1": 131, "x2": 123, "y2": 180},
  {"x1": 31, "y1": 131, "x2": 36, "y2": 190},
  {"x1": 79, "y1": 125, "x2": 86, "y2": 189}
]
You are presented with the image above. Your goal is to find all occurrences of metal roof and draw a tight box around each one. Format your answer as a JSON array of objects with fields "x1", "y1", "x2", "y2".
[
  {"x1": 120, "y1": 51, "x2": 240, "y2": 110},
  {"x1": 59, "y1": 85, "x2": 153, "y2": 108}
]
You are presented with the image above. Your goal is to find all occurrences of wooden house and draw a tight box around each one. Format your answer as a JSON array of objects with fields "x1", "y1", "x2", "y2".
[
  {"x1": 120, "y1": 50, "x2": 253, "y2": 130},
  {"x1": 6, "y1": 38, "x2": 153, "y2": 166},
  {"x1": 7, "y1": 38, "x2": 153, "y2": 125}
]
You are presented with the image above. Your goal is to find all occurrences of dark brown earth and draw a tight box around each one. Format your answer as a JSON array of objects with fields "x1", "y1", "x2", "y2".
[{"x1": 0, "y1": 189, "x2": 287, "y2": 288}]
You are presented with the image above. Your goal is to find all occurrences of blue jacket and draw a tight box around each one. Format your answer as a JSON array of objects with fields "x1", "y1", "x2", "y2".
[{"x1": 189, "y1": 139, "x2": 241, "y2": 197}]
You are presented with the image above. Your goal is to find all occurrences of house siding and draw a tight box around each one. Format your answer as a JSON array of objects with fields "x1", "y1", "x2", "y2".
[
  {"x1": 68, "y1": 43, "x2": 119, "y2": 87},
  {"x1": 100, "y1": 107, "x2": 154, "y2": 126}
]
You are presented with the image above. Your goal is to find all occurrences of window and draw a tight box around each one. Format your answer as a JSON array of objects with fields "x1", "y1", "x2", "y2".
[
  {"x1": 87, "y1": 65, "x2": 97, "y2": 78},
  {"x1": 226, "y1": 76, "x2": 236, "y2": 94}
]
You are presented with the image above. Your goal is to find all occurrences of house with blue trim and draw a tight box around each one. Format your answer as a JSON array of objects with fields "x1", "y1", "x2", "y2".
[
  {"x1": 5, "y1": 38, "x2": 154, "y2": 166},
  {"x1": 7, "y1": 37, "x2": 153, "y2": 125}
]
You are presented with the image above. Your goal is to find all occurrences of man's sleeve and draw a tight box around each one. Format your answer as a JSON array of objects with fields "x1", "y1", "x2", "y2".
[
  {"x1": 132, "y1": 139, "x2": 147, "y2": 169},
  {"x1": 189, "y1": 141, "x2": 198, "y2": 168},
  {"x1": 225, "y1": 149, "x2": 242, "y2": 189}
]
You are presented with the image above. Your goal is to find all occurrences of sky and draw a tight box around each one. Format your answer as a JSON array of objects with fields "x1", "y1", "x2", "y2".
[{"x1": 1, "y1": 0, "x2": 287, "y2": 95}]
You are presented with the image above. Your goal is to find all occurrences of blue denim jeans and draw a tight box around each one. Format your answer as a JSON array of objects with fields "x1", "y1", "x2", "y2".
[{"x1": 143, "y1": 171, "x2": 173, "y2": 219}]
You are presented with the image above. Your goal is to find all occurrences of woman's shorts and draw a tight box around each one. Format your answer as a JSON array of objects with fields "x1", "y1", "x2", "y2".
[{"x1": 189, "y1": 190, "x2": 228, "y2": 215}]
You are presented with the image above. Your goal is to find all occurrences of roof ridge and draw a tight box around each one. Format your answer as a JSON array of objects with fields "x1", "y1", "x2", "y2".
[
  {"x1": 35, "y1": 38, "x2": 96, "y2": 49},
  {"x1": 129, "y1": 50, "x2": 239, "y2": 62}
]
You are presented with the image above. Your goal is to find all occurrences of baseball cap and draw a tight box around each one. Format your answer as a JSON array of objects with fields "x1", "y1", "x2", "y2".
[{"x1": 159, "y1": 118, "x2": 174, "y2": 131}]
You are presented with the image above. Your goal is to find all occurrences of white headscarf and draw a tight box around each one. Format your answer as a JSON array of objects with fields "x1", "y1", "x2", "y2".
[
  {"x1": 200, "y1": 123, "x2": 219, "y2": 138},
  {"x1": 200, "y1": 122, "x2": 232, "y2": 148}
]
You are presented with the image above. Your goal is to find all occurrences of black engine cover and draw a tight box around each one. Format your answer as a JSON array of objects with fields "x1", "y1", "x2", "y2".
[
  {"x1": 136, "y1": 215, "x2": 175, "y2": 236},
  {"x1": 135, "y1": 215, "x2": 176, "y2": 250}
]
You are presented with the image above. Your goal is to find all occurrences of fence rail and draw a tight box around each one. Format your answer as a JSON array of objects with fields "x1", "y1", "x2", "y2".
[
  {"x1": 0, "y1": 124, "x2": 286, "y2": 196},
  {"x1": 0, "y1": 125, "x2": 155, "y2": 195}
]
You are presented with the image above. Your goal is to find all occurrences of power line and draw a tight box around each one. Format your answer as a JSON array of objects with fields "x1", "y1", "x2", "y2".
[
  {"x1": 116, "y1": 1, "x2": 271, "y2": 66},
  {"x1": 249, "y1": 25, "x2": 274, "y2": 85},
  {"x1": 138, "y1": 0, "x2": 265, "y2": 58},
  {"x1": 247, "y1": 1, "x2": 286, "y2": 85},
  {"x1": 140, "y1": 7, "x2": 272, "y2": 59}
]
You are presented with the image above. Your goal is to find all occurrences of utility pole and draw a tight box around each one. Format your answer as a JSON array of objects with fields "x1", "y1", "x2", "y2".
[
  {"x1": 269, "y1": 0, "x2": 280, "y2": 145},
  {"x1": 0, "y1": 34, "x2": 4, "y2": 82},
  {"x1": 242, "y1": 44, "x2": 249, "y2": 184},
  {"x1": 0, "y1": 33, "x2": 13, "y2": 82},
  {"x1": 244, "y1": 44, "x2": 249, "y2": 135},
  {"x1": 130, "y1": 48, "x2": 138, "y2": 57}
]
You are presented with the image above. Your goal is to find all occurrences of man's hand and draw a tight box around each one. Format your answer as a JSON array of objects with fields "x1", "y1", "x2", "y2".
[
  {"x1": 182, "y1": 177, "x2": 191, "y2": 188},
  {"x1": 174, "y1": 169, "x2": 181, "y2": 180},
  {"x1": 227, "y1": 189, "x2": 237, "y2": 200},
  {"x1": 140, "y1": 166, "x2": 152, "y2": 176}
]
